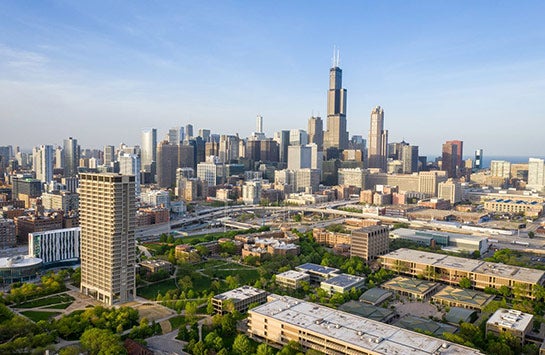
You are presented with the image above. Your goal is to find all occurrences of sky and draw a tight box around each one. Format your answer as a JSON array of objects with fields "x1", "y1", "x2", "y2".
[{"x1": 1, "y1": 1, "x2": 545, "y2": 157}]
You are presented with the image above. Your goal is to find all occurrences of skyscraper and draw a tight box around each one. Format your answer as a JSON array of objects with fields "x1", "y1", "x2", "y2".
[
  {"x1": 103, "y1": 145, "x2": 115, "y2": 167},
  {"x1": 33, "y1": 145, "x2": 53, "y2": 183},
  {"x1": 474, "y1": 149, "x2": 483, "y2": 170},
  {"x1": 441, "y1": 140, "x2": 463, "y2": 178},
  {"x1": 274, "y1": 130, "x2": 290, "y2": 165},
  {"x1": 79, "y1": 173, "x2": 136, "y2": 305},
  {"x1": 368, "y1": 106, "x2": 388, "y2": 171},
  {"x1": 156, "y1": 141, "x2": 179, "y2": 188},
  {"x1": 308, "y1": 116, "x2": 324, "y2": 150},
  {"x1": 63, "y1": 137, "x2": 79, "y2": 177},
  {"x1": 323, "y1": 52, "x2": 348, "y2": 150},
  {"x1": 256, "y1": 115, "x2": 263, "y2": 134},
  {"x1": 141, "y1": 128, "x2": 157, "y2": 173},
  {"x1": 185, "y1": 124, "x2": 194, "y2": 140},
  {"x1": 118, "y1": 153, "x2": 141, "y2": 195}
]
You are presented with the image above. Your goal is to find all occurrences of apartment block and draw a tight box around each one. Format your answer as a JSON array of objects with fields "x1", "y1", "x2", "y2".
[{"x1": 350, "y1": 225, "x2": 389, "y2": 262}]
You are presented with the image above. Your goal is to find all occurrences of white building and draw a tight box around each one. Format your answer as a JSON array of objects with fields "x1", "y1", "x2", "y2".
[
  {"x1": 119, "y1": 152, "x2": 141, "y2": 195},
  {"x1": 528, "y1": 158, "x2": 545, "y2": 191},
  {"x1": 438, "y1": 179, "x2": 462, "y2": 203},
  {"x1": 33, "y1": 145, "x2": 54, "y2": 183},
  {"x1": 140, "y1": 189, "x2": 171, "y2": 209},
  {"x1": 29, "y1": 227, "x2": 80, "y2": 266},
  {"x1": 197, "y1": 157, "x2": 225, "y2": 186},
  {"x1": 242, "y1": 180, "x2": 262, "y2": 205}
]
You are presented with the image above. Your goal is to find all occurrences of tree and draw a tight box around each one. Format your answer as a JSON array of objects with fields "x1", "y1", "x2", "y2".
[
  {"x1": 256, "y1": 343, "x2": 276, "y2": 355},
  {"x1": 459, "y1": 277, "x2": 472, "y2": 289},
  {"x1": 80, "y1": 328, "x2": 126, "y2": 355},
  {"x1": 422, "y1": 265, "x2": 437, "y2": 281},
  {"x1": 232, "y1": 334, "x2": 254, "y2": 355},
  {"x1": 204, "y1": 331, "x2": 223, "y2": 351},
  {"x1": 185, "y1": 301, "x2": 198, "y2": 322},
  {"x1": 529, "y1": 231, "x2": 535, "y2": 239}
]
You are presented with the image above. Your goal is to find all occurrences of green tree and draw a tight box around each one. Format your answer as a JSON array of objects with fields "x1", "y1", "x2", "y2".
[
  {"x1": 185, "y1": 301, "x2": 198, "y2": 322},
  {"x1": 232, "y1": 334, "x2": 254, "y2": 355},
  {"x1": 80, "y1": 328, "x2": 126, "y2": 355},
  {"x1": 256, "y1": 343, "x2": 276, "y2": 355},
  {"x1": 459, "y1": 277, "x2": 472, "y2": 289}
]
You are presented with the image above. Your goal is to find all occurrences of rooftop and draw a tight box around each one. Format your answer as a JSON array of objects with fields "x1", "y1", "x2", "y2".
[
  {"x1": 276, "y1": 270, "x2": 309, "y2": 281},
  {"x1": 382, "y1": 276, "x2": 439, "y2": 295},
  {"x1": 432, "y1": 286, "x2": 495, "y2": 309},
  {"x1": 213, "y1": 286, "x2": 266, "y2": 302},
  {"x1": 321, "y1": 274, "x2": 365, "y2": 288},
  {"x1": 396, "y1": 315, "x2": 458, "y2": 337},
  {"x1": 0, "y1": 255, "x2": 42, "y2": 268},
  {"x1": 250, "y1": 295, "x2": 481, "y2": 354},
  {"x1": 359, "y1": 287, "x2": 393, "y2": 305},
  {"x1": 296, "y1": 263, "x2": 340, "y2": 276},
  {"x1": 487, "y1": 308, "x2": 533, "y2": 332},
  {"x1": 445, "y1": 307, "x2": 478, "y2": 324},
  {"x1": 381, "y1": 248, "x2": 545, "y2": 284},
  {"x1": 338, "y1": 301, "x2": 396, "y2": 322}
]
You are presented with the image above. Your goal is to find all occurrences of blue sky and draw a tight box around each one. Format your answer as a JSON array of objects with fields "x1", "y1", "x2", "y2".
[{"x1": 1, "y1": 1, "x2": 544, "y2": 156}]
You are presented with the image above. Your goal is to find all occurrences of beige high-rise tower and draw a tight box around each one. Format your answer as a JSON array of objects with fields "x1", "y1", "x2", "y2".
[
  {"x1": 323, "y1": 50, "x2": 348, "y2": 150},
  {"x1": 368, "y1": 106, "x2": 388, "y2": 171},
  {"x1": 79, "y1": 173, "x2": 136, "y2": 305}
]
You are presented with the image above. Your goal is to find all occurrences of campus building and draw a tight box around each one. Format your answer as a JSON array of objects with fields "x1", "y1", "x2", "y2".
[
  {"x1": 212, "y1": 286, "x2": 268, "y2": 315},
  {"x1": 380, "y1": 248, "x2": 545, "y2": 298},
  {"x1": 248, "y1": 295, "x2": 481, "y2": 355},
  {"x1": 79, "y1": 173, "x2": 136, "y2": 305},
  {"x1": 295, "y1": 263, "x2": 340, "y2": 283},
  {"x1": 275, "y1": 270, "x2": 310, "y2": 290},
  {"x1": 28, "y1": 227, "x2": 80, "y2": 267},
  {"x1": 320, "y1": 274, "x2": 366, "y2": 295},
  {"x1": 486, "y1": 309, "x2": 533, "y2": 345},
  {"x1": 350, "y1": 225, "x2": 389, "y2": 263}
]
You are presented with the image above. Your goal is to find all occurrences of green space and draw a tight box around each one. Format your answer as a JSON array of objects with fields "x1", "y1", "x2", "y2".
[
  {"x1": 202, "y1": 268, "x2": 259, "y2": 284},
  {"x1": 20, "y1": 310, "x2": 61, "y2": 322},
  {"x1": 44, "y1": 303, "x2": 73, "y2": 310},
  {"x1": 137, "y1": 278, "x2": 178, "y2": 299},
  {"x1": 16, "y1": 293, "x2": 75, "y2": 309}
]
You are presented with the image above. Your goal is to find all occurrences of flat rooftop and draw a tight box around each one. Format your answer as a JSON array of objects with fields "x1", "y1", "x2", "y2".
[
  {"x1": 432, "y1": 286, "x2": 495, "y2": 309},
  {"x1": 213, "y1": 286, "x2": 266, "y2": 302},
  {"x1": 296, "y1": 263, "x2": 340, "y2": 276},
  {"x1": 321, "y1": 274, "x2": 365, "y2": 288},
  {"x1": 276, "y1": 270, "x2": 309, "y2": 281},
  {"x1": 250, "y1": 295, "x2": 481, "y2": 354},
  {"x1": 382, "y1": 248, "x2": 545, "y2": 284},
  {"x1": 393, "y1": 228, "x2": 487, "y2": 242},
  {"x1": 487, "y1": 308, "x2": 533, "y2": 332}
]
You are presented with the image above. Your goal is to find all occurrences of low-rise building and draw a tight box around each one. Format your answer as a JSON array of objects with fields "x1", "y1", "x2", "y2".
[
  {"x1": 486, "y1": 308, "x2": 533, "y2": 344},
  {"x1": 380, "y1": 248, "x2": 545, "y2": 299},
  {"x1": 0, "y1": 255, "x2": 43, "y2": 283},
  {"x1": 0, "y1": 217, "x2": 16, "y2": 248},
  {"x1": 28, "y1": 227, "x2": 80, "y2": 267},
  {"x1": 248, "y1": 295, "x2": 481, "y2": 355},
  {"x1": 212, "y1": 286, "x2": 268, "y2": 314},
  {"x1": 431, "y1": 286, "x2": 495, "y2": 311},
  {"x1": 381, "y1": 276, "x2": 441, "y2": 300},
  {"x1": 320, "y1": 273, "x2": 366, "y2": 295},
  {"x1": 390, "y1": 228, "x2": 489, "y2": 255},
  {"x1": 295, "y1": 263, "x2": 340, "y2": 283},
  {"x1": 359, "y1": 287, "x2": 393, "y2": 306},
  {"x1": 350, "y1": 225, "x2": 389, "y2": 263},
  {"x1": 275, "y1": 270, "x2": 310, "y2": 290},
  {"x1": 338, "y1": 300, "x2": 397, "y2": 323},
  {"x1": 484, "y1": 198, "x2": 544, "y2": 217},
  {"x1": 139, "y1": 260, "x2": 173, "y2": 274}
]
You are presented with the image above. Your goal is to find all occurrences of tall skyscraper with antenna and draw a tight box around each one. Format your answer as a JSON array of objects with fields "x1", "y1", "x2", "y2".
[{"x1": 323, "y1": 49, "x2": 348, "y2": 150}]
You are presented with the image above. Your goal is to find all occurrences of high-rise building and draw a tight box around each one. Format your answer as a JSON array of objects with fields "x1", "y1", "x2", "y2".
[
  {"x1": 54, "y1": 146, "x2": 64, "y2": 169},
  {"x1": 103, "y1": 145, "x2": 115, "y2": 167},
  {"x1": 199, "y1": 129, "x2": 211, "y2": 142},
  {"x1": 438, "y1": 179, "x2": 462, "y2": 203},
  {"x1": 185, "y1": 124, "x2": 194, "y2": 140},
  {"x1": 308, "y1": 116, "x2": 324, "y2": 150},
  {"x1": 219, "y1": 135, "x2": 239, "y2": 163},
  {"x1": 141, "y1": 128, "x2": 157, "y2": 173},
  {"x1": 63, "y1": 137, "x2": 79, "y2": 177},
  {"x1": 274, "y1": 130, "x2": 290, "y2": 164},
  {"x1": 490, "y1": 160, "x2": 511, "y2": 179},
  {"x1": 256, "y1": 115, "x2": 263, "y2": 134},
  {"x1": 168, "y1": 127, "x2": 182, "y2": 145},
  {"x1": 368, "y1": 106, "x2": 388, "y2": 171},
  {"x1": 156, "y1": 141, "x2": 179, "y2": 188},
  {"x1": 351, "y1": 225, "x2": 390, "y2": 263},
  {"x1": 475, "y1": 149, "x2": 483, "y2": 170},
  {"x1": 79, "y1": 173, "x2": 136, "y2": 305},
  {"x1": 528, "y1": 158, "x2": 545, "y2": 191},
  {"x1": 442, "y1": 140, "x2": 463, "y2": 178},
  {"x1": 119, "y1": 153, "x2": 141, "y2": 195},
  {"x1": 323, "y1": 52, "x2": 348, "y2": 150},
  {"x1": 401, "y1": 144, "x2": 419, "y2": 174},
  {"x1": 33, "y1": 145, "x2": 54, "y2": 183},
  {"x1": 289, "y1": 129, "x2": 308, "y2": 146}
]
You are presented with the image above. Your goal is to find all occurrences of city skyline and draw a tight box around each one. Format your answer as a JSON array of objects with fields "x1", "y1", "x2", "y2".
[{"x1": 1, "y1": 1, "x2": 545, "y2": 156}]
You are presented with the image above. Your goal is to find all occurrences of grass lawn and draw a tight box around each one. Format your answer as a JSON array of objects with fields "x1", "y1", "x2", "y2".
[
  {"x1": 203, "y1": 268, "x2": 260, "y2": 284},
  {"x1": 20, "y1": 310, "x2": 61, "y2": 322},
  {"x1": 44, "y1": 303, "x2": 73, "y2": 309},
  {"x1": 17, "y1": 294, "x2": 75, "y2": 308},
  {"x1": 137, "y1": 279, "x2": 178, "y2": 300}
]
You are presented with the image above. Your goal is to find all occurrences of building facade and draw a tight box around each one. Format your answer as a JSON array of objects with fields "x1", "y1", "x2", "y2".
[
  {"x1": 79, "y1": 173, "x2": 136, "y2": 305},
  {"x1": 350, "y1": 225, "x2": 389, "y2": 262}
]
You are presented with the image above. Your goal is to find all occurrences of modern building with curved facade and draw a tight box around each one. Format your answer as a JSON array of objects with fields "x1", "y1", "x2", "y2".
[{"x1": 0, "y1": 255, "x2": 42, "y2": 284}]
